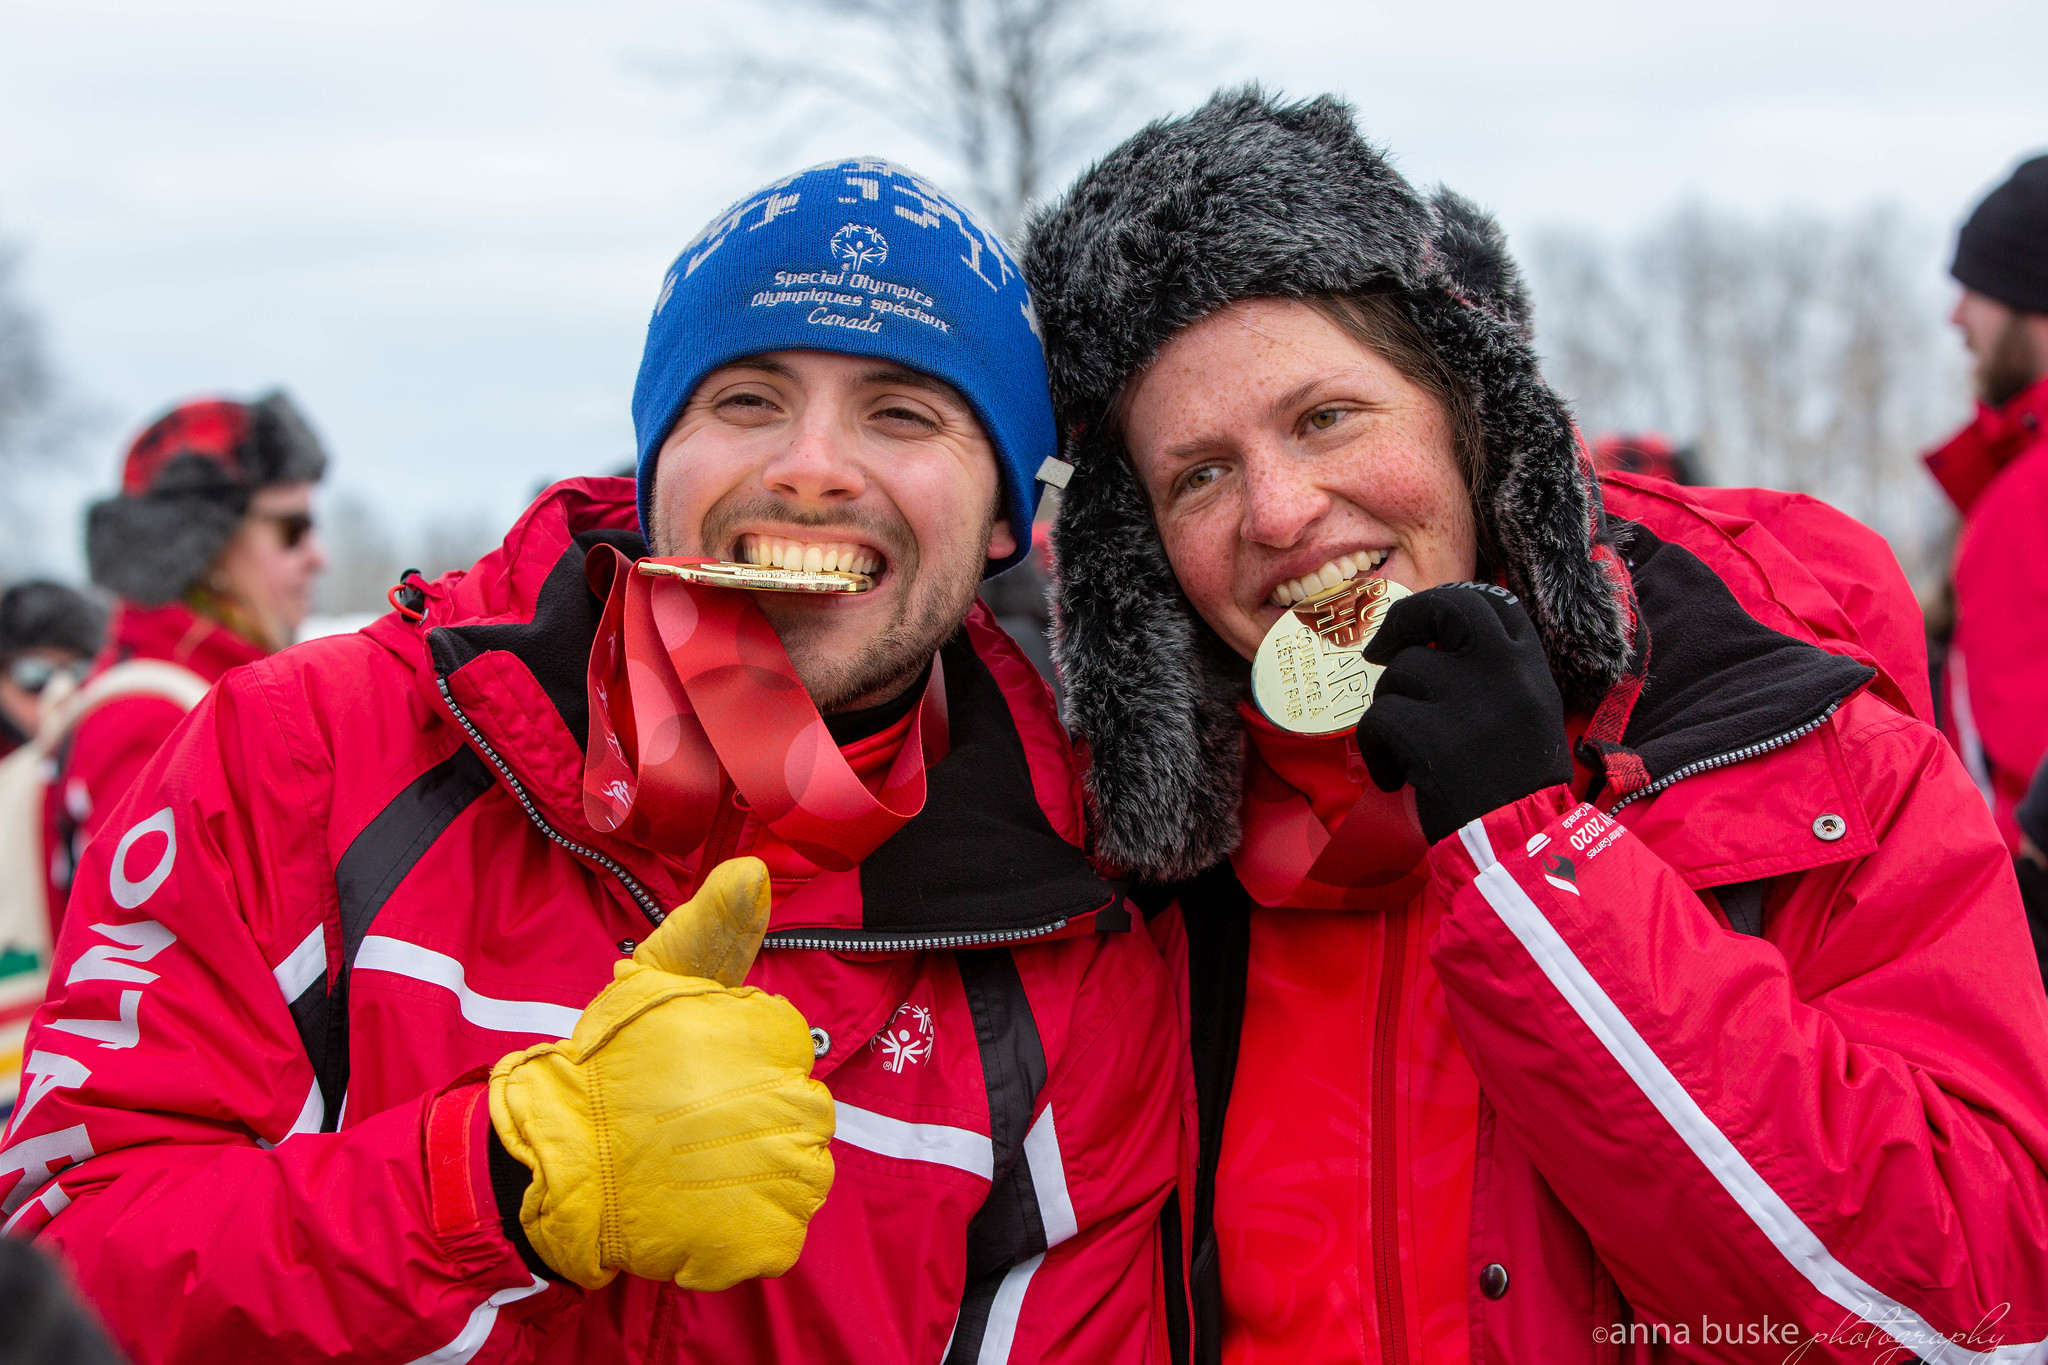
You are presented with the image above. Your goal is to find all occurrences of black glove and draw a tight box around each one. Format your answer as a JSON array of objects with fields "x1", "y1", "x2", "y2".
[{"x1": 1356, "y1": 583, "x2": 1571, "y2": 844}]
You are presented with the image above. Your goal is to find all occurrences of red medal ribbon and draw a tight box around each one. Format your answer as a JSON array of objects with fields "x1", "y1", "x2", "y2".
[
  {"x1": 582, "y1": 546, "x2": 945, "y2": 871},
  {"x1": 1233, "y1": 708, "x2": 1429, "y2": 911}
]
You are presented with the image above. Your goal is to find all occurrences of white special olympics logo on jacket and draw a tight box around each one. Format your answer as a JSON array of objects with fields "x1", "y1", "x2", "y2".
[{"x1": 870, "y1": 1002, "x2": 935, "y2": 1072}]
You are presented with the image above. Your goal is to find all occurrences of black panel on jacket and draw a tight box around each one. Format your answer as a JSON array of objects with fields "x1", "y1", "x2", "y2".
[
  {"x1": 947, "y1": 949, "x2": 1052, "y2": 1365},
  {"x1": 313, "y1": 744, "x2": 497, "y2": 1128},
  {"x1": 1174, "y1": 862, "x2": 1253, "y2": 1365},
  {"x1": 1611, "y1": 523, "x2": 1875, "y2": 784},
  {"x1": 429, "y1": 528, "x2": 647, "y2": 748},
  {"x1": 854, "y1": 627, "x2": 1114, "y2": 938}
]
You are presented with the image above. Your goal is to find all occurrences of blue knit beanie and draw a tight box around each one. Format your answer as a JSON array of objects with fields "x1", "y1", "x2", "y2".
[{"x1": 632, "y1": 158, "x2": 1058, "y2": 576}]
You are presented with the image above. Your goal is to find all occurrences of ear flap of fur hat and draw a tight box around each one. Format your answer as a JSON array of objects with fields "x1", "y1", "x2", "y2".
[
  {"x1": 1022, "y1": 86, "x2": 1631, "y2": 882},
  {"x1": 86, "y1": 480, "x2": 246, "y2": 605}
]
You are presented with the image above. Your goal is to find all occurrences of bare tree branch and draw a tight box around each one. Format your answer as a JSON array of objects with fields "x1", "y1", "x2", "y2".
[
  {"x1": 1529, "y1": 204, "x2": 1964, "y2": 587},
  {"x1": 661, "y1": 0, "x2": 1168, "y2": 238}
]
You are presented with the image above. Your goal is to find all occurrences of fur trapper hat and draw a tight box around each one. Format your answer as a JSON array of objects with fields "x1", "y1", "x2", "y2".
[
  {"x1": 1021, "y1": 87, "x2": 1630, "y2": 881},
  {"x1": 87, "y1": 392, "x2": 327, "y2": 605}
]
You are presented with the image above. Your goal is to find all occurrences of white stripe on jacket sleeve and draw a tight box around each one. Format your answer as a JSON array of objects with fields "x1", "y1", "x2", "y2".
[
  {"x1": 977, "y1": 1253, "x2": 1046, "y2": 1365},
  {"x1": 972, "y1": 1104, "x2": 1080, "y2": 1364},
  {"x1": 403, "y1": 1277, "x2": 547, "y2": 1365},
  {"x1": 833, "y1": 1101, "x2": 994, "y2": 1180},
  {"x1": 1021, "y1": 1106, "x2": 1078, "y2": 1247},
  {"x1": 354, "y1": 937, "x2": 582, "y2": 1038},
  {"x1": 271, "y1": 923, "x2": 327, "y2": 1002},
  {"x1": 1471, "y1": 858, "x2": 2047, "y2": 1365},
  {"x1": 1457, "y1": 817, "x2": 1498, "y2": 872}
]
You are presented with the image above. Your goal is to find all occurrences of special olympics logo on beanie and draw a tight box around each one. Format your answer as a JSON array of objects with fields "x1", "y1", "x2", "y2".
[
  {"x1": 631, "y1": 158, "x2": 1056, "y2": 575},
  {"x1": 830, "y1": 224, "x2": 888, "y2": 270}
]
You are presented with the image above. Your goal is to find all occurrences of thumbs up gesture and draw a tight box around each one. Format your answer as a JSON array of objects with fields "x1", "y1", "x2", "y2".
[{"x1": 488, "y1": 858, "x2": 836, "y2": 1291}]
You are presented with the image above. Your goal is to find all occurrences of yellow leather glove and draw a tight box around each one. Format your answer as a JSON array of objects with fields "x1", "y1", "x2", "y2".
[{"x1": 488, "y1": 857, "x2": 834, "y2": 1291}]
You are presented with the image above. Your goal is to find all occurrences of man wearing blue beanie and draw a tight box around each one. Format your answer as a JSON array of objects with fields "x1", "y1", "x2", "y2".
[{"x1": 4, "y1": 158, "x2": 1179, "y2": 1365}]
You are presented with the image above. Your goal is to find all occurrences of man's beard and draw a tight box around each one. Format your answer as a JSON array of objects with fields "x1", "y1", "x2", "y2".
[
  {"x1": 1978, "y1": 312, "x2": 2048, "y2": 408},
  {"x1": 656, "y1": 492, "x2": 989, "y2": 714}
]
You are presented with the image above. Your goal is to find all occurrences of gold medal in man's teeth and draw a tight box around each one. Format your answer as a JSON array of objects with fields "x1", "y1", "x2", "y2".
[{"x1": 1251, "y1": 576, "x2": 1409, "y2": 735}]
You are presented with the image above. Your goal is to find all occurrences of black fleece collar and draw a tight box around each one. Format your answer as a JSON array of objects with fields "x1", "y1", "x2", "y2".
[{"x1": 1580, "y1": 520, "x2": 1875, "y2": 802}]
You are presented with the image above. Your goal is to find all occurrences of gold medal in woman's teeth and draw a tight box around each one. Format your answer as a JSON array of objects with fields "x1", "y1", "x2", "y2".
[{"x1": 1250, "y1": 577, "x2": 1409, "y2": 734}]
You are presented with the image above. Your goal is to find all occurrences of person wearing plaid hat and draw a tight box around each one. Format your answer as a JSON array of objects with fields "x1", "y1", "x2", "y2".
[{"x1": 50, "y1": 393, "x2": 328, "y2": 915}]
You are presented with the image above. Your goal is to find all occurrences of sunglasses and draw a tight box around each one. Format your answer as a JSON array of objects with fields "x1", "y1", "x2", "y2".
[
  {"x1": 6, "y1": 654, "x2": 88, "y2": 696},
  {"x1": 253, "y1": 511, "x2": 317, "y2": 550}
]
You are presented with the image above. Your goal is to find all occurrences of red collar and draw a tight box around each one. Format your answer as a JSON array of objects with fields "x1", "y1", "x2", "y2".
[
  {"x1": 1231, "y1": 705, "x2": 1430, "y2": 910},
  {"x1": 1925, "y1": 372, "x2": 2048, "y2": 515},
  {"x1": 99, "y1": 600, "x2": 268, "y2": 682}
]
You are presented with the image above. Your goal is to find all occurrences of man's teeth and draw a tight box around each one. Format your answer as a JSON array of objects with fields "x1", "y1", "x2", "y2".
[
  {"x1": 1268, "y1": 550, "x2": 1391, "y2": 607},
  {"x1": 736, "y1": 536, "x2": 880, "y2": 575}
]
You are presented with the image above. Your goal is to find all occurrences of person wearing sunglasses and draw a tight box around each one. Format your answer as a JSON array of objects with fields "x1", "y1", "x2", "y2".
[
  {"x1": 49, "y1": 393, "x2": 329, "y2": 918},
  {"x1": 0, "y1": 581, "x2": 105, "y2": 761}
]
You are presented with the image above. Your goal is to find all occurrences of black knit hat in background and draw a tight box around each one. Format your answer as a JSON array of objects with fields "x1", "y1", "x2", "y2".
[
  {"x1": 0, "y1": 580, "x2": 107, "y2": 662},
  {"x1": 1954, "y1": 155, "x2": 2048, "y2": 314},
  {"x1": 1022, "y1": 86, "x2": 1634, "y2": 881}
]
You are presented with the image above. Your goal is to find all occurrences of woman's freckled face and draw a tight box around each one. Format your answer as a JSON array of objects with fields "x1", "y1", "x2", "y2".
[{"x1": 1120, "y1": 299, "x2": 1479, "y2": 661}]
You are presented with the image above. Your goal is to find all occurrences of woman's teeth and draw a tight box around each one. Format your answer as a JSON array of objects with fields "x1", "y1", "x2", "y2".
[
  {"x1": 1268, "y1": 550, "x2": 1391, "y2": 607},
  {"x1": 737, "y1": 536, "x2": 880, "y2": 575}
]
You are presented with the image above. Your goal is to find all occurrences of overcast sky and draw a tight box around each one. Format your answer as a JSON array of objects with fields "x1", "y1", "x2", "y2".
[{"x1": 2, "y1": 0, "x2": 2043, "y2": 572}]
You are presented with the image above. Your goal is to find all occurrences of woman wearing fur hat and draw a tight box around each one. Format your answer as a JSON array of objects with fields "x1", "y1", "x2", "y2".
[
  {"x1": 52, "y1": 393, "x2": 327, "y2": 912},
  {"x1": 1025, "y1": 89, "x2": 2048, "y2": 1363}
]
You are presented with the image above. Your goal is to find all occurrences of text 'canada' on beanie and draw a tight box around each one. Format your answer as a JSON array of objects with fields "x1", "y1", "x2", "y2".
[
  {"x1": 630, "y1": 158, "x2": 1058, "y2": 576},
  {"x1": 1954, "y1": 154, "x2": 2048, "y2": 315},
  {"x1": 85, "y1": 392, "x2": 328, "y2": 605}
]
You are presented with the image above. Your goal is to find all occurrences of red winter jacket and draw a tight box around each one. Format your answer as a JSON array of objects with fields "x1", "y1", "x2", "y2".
[
  {"x1": 1926, "y1": 373, "x2": 2048, "y2": 850},
  {"x1": 1, "y1": 479, "x2": 1182, "y2": 1365},
  {"x1": 1157, "y1": 476, "x2": 2048, "y2": 1364},
  {"x1": 46, "y1": 600, "x2": 266, "y2": 922}
]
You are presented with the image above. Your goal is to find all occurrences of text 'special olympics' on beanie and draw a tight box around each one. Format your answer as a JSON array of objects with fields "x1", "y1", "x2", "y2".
[
  {"x1": 1954, "y1": 154, "x2": 2048, "y2": 315},
  {"x1": 630, "y1": 158, "x2": 1058, "y2": 576}
]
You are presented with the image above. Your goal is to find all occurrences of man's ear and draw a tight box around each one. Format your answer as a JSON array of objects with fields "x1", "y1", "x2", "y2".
[{"x1": 986, "y1": 517, "x2": 1018, "y2": 562}]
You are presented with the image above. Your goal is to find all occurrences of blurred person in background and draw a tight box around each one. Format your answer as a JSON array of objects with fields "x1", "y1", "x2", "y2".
[
  {"x1": 1925, "y1": 155, "x2": 2048, "y2": 853},
  {"x1": 0, "y1": 1237, "x2": 126, "y2": 1365},
  {"x1": 48, "y1": 394, "x2": 327, "y2": 914},
  {"x1": 2019, "y1": 756, "x2": 2048, "y2": 982},
  {"x1": 0, "y1": 583, "x2": 105, "y2": 760},
  {"x1": 1588, "y1": 430, "x2": 1699, "y2": 484}
]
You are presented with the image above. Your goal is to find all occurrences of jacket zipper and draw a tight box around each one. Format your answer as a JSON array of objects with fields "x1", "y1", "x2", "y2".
[
  {"x1": 1608, "y1": 701, "x2": 1843, "y2": 814},
  {"x1": 1371, "y1": 903, "x2": 1411, "y2": 1365},
  {"x1": 762, "y1": 920, "x2": 1072, "y2": 953},
  {"x1": 436, "y1": 675, "x2": 669, "y2": 927},
  {"x1": 436, "y1": 674, "x2": 1078, "y2": 951}
]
